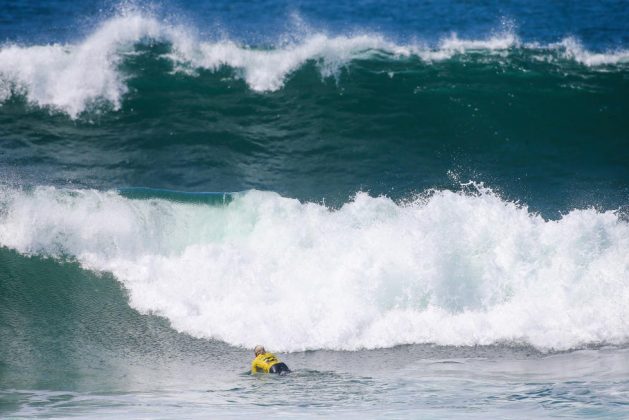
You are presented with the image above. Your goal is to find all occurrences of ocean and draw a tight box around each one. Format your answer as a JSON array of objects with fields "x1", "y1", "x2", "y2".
[{"x1": 1, "y1": 0, "x2": 628, "y2": 417}]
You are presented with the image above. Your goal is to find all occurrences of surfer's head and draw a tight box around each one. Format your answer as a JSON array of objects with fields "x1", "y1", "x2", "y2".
[{"x1": 254, "y1": 345, "x2": 265, "y2": 356}]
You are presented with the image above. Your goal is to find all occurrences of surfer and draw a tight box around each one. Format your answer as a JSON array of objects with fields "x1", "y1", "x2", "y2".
[{"x1": 251, "y1": 345, "x2": 290, "y2": 374}]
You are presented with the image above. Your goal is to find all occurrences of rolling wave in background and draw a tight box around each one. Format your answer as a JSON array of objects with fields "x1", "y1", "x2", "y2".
[
  {"x1": 0, "y1": 11, "x2": 628, "y2": 117},
  {"x1": 1, "y1": 8, "x2": 627, "y2": 216},
  {"x1": 1, "y1": 184, "x2": 627, "y2": 352}
]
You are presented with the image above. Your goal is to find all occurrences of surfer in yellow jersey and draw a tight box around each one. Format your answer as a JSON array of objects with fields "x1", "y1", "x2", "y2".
[{"x1": 251, "y1": 345, "x2": 290, "y2": 374}]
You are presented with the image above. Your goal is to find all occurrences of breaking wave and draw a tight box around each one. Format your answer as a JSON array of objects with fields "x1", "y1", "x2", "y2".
[{"x1": 0, "y1": 185, "x2": 627, "y2": 352}]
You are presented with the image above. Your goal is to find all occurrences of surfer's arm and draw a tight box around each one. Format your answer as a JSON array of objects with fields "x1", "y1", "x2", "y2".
[{"x1": 251, "y1": 359, "x2": 260, "y2": 374}]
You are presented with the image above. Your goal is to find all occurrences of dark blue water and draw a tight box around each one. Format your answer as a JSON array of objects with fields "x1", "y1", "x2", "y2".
[
  {"x1": 3, "y1": 0, "x2": 628, "y2": 47},
  {"x1": 1, "y1": 0, "x2": 628, "y2": 417}
]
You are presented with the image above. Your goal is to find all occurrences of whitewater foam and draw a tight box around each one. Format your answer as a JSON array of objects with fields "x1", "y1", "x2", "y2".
[
  {"x1": 0, "y1": 186, "x2": 627, "y2": 352},
  {"x1": 172, "y1": 34, "x2": 410, "y2": 92},
  {"x1": 1, "y1": 11, "x2": 628, "y2": 117},
  {"x1": 553, "y1": 37, "x2": 629, "y2": 66},
  {"x1": 0, "y1": 13, "x2": 192, "y2": 117},
  {"x1": 422, "y1": 32, "x2": 520, "y2": 61}
]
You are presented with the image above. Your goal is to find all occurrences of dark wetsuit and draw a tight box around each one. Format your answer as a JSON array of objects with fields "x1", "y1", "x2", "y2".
[{"x1": 269, "y1": 362, "x2": 290, "y2": 374}]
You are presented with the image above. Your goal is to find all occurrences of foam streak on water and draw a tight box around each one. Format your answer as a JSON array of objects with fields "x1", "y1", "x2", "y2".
[{"x1": 0, "y1": 186, "x2": 627, "y2": 352}]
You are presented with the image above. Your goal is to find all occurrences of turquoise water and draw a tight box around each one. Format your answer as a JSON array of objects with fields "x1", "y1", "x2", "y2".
[{"x1": 1, "y1": 0, "x2": 628, "y2": 417}]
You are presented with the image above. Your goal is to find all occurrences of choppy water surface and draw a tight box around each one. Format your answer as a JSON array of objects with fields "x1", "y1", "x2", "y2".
[{"x1": 1, "y1": 0, "x2": 628, "y2": 417}]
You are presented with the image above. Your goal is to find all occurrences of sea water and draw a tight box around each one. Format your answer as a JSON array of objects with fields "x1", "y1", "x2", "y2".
[{"x1": 1, "y1": 0, "x2": 628, "y2": 418}]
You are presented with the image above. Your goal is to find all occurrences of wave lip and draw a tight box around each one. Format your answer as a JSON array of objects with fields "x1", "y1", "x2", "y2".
[
  {"x1": 1, "y1": 16, "x2": 132, "y2": 116},
  {"x1": 1, "y1": 11, "x2": 628, "y2": 117},
  {"x1": 171, "y1": 33, "x2": 411, "y2": 92},
  {"x1": 0, "y1": 13, "x2": 190, "y2": 117},
  {"x1": 0, "y1": 186, "x2": 628, "y2": 352},
  {"x1": 552, "y1": 37, "x2": 629, "y2": 66},
  {"x1": 416, "y1": 31, "x2": 519, "y2": 61}
]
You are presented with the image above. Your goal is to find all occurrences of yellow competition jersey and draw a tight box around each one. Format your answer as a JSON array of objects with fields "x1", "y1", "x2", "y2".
[{"x1": 251, "y1": 352, "x2": 280, "y2": 373}]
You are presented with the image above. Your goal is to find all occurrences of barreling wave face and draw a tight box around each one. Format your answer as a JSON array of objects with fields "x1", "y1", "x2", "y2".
[
  {"x1": 0, "y1": 185, "x2": 627, "y2": 352},
  {"x1": 1, "y1": 10, "x2": 628, "y2": 117}
]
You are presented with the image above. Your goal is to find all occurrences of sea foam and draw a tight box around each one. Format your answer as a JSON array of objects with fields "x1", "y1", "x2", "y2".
[
  {"x1": 1, "y1": 11, "x2": 628, "y2": 117},
  {"x1": 0, "y1": 186, "x2": 627, "y2": 352}
]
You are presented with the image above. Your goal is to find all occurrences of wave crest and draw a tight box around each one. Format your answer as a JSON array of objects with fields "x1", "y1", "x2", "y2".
[{"x1": 1, "y1": 11, "x2": 628, "y2": 117}]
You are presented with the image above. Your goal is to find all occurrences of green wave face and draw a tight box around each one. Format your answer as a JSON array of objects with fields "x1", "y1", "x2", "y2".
[{"x1": 0, "y1": 247, "x2": 240, "y2": 391}]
